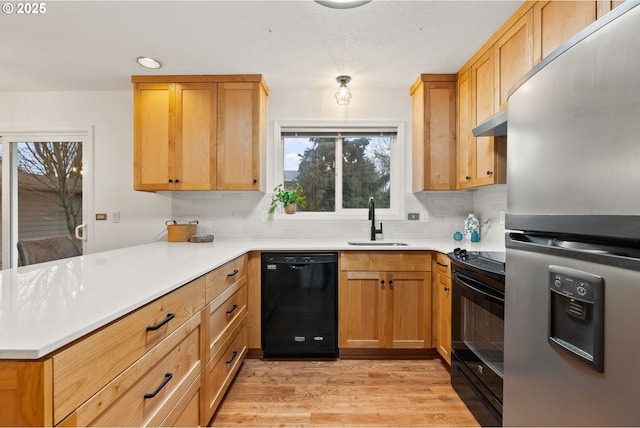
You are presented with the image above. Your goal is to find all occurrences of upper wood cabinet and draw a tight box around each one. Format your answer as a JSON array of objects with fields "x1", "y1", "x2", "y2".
[
  {"x1": 456, "y1": 69, "x2": 473, "y2": 187},
  {"x1": 533, "y1": 1, "x2": 597, "y2": 64},
  {"x1": 456, "y1": 50, "x2": 506, "y2": 189},
  {"x1": 217, "y1": 82, "x2": 267, "y2": 190},
  {"x1": 410, "y1": 75, "x2": 457, "y2": 191},
  {"x1": 495, "y1": 9, "x2": 534, "y2": 110},
  {"x1": 132, "y1": 75, "x2": 268, "y2": 192}
]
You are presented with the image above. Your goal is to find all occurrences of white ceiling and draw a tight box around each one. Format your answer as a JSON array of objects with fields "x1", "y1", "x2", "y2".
[{"x1": 0, "y1": 0, "x2": 524, "y2": 92}]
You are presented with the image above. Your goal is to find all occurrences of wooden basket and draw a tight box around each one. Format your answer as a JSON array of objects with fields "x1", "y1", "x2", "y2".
[{"x1": 165, "y1": 220, "x2": 198, "y2": 242}]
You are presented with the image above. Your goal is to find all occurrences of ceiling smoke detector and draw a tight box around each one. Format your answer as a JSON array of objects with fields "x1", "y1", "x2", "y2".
[{"x1": 314, "y1": 0, "x2": 372, "y2": 9}]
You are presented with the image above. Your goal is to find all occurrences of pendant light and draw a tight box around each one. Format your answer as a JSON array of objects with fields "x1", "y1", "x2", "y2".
[{"x1": 335, "y1": 76, "x2": 352, "y2": 105}]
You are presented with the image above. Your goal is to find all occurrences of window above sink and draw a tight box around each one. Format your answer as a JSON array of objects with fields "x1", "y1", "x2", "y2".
[{"x1": 272, "y1": 120, "x2": 405, "y2": 221}]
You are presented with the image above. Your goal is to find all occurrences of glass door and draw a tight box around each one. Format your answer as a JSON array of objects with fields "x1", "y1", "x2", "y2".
[{"x1": 1, "y1": 131, "x2": 93, "y2": 268}]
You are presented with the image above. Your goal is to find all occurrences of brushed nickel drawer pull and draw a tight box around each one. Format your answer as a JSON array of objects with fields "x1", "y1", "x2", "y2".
[
  {"x1": 226, "y1": 304, "x2": 238, "y2": 315},
  {"x1": 144, "y1": 372, "x2": 173, "y2": 399},
  {"x1": 146, "y1": 313, "x2": 175, "y2": 331},
  {"x1": 226, "y1": 350, "x2": 238, "y2": 364},
  {"x1": 227, "y1": 269, "x2": 239, "y2": 277}
]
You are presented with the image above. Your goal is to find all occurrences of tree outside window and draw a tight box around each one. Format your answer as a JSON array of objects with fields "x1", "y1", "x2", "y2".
[{"x1": 17, "y1": 141, "x2": 83, "y2": 236}]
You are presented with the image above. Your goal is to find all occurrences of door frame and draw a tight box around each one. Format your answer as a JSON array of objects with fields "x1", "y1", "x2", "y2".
[{"x1": 1, "y1": 126, "x2": 95, "y2": 268}]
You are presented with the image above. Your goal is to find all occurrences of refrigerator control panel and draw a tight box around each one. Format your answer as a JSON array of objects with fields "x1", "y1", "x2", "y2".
[{"x1": 550, "y1": 270, "x2": 597, "y2": 303}]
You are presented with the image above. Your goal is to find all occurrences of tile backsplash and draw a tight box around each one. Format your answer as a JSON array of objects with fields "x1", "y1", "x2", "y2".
[{"x1": 170, "y1": 184, "x2": 506, "y2": 244}]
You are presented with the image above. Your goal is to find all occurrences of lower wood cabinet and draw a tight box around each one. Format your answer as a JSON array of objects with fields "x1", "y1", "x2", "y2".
[
  {"x1": 53, "y1": 278, "x2": 205, "y2": 424},
  {"x1": 160, "y1": 375, "x2": 202, "y2": 427},
  {"x1": 0, "y1": 254, "x2": 251, "y2": 428},
  {"x1": 202, "y1": 318, "x2": 247, "y2": 424},
  {"x1": 433, "y1": 252, "x2": 452, "y2": 365},
  {"x1": 339, "y1": 251, "x2": 432, "y2": 350},
  {"x1": 59, "y1": 315, "x2": 202, "y2": 426}
]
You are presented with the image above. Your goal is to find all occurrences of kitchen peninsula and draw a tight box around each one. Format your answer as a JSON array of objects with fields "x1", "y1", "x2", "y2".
[{"x1": 0, "y1": 238, "x2": 500, "y2": 426}]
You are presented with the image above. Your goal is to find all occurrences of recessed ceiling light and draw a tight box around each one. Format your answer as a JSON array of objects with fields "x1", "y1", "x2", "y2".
[
  {"x1": 136, "y1": 56, "x2": 161, "y2": 69},
  {"x1": 314, "y1": 0, "x2": 372, "y2": 9}
]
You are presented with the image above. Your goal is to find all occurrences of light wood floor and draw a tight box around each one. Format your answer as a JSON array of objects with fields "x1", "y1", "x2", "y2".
[{"x1": 210, "y1": 358, "x2": 480, "y2": 427}]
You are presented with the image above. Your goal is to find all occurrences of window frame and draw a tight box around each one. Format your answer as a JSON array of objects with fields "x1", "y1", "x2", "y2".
[{"x1": 273, "y1": 120, "x2": 405, "y2": 221}]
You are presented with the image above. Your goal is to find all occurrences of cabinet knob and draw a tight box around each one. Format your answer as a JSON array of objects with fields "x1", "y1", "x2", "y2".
[
  {"x1": 380, "y1": 279, "x2": 385, "y2": 285},
  {"x1": 168, "y1": 179, "x2": 173, "y2": 183},
  {"x1": 175, "y1": 179, "x2": 180, "y2": 183},
  {"x1": 444, "y1": 286, "x2": 450, "y2": 292},
  {"x1": 253, "y1": 179, "x2": 257, "y2": 184},
  {"x1": 465, "y1": 176, "x2": 470, "y2": 181},
  {"x1": 486, "y1": 170, "x2": 493, "y2": 176}
]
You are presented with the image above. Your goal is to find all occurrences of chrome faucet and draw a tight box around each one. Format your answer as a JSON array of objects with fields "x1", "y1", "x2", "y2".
[{"x1": 368, "y1": 197, "x2": 383, "y2": 241}]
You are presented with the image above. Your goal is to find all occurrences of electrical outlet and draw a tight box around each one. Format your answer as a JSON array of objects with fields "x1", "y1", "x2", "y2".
[
  {"x1": 407, "y1": 213, "x2": 419, "y2": 221},
  {"x1": 112, "y1": 211, "x2": 120, "y2": 223},
  {"x1": 95, "y1": 213, "x2": 107, "y2": 221},
  {"x1": 420, "y1": 211, "x2": 429, "y2": 222}
]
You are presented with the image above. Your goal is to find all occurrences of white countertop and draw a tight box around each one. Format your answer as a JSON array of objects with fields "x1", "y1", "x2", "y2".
[{"x1": 0, "y1": 238, "x2": 503, "y2": 359}]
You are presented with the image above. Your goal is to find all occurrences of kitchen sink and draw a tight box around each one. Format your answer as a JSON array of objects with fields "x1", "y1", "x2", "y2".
[{"x1": 347, "y1": 241, "x2": 408, "y2": 246}]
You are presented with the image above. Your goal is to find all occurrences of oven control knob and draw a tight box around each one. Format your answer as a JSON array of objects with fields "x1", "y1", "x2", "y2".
[
  {"x1": 477, "y1": 364, "x2": 484, "y2": 375},
  {"x1": 459, "y1": 249, "x2": 468, "y2": 260},
  {"x1": 554, "y1": 279, "x2": 562, "y2": 288}
]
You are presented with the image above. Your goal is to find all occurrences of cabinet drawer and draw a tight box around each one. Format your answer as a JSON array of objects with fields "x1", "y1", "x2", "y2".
[
  {"x1": 341, "y1": 251, "x2": 431, "y2": 272},
  {"x1": 434, "y1": 252, "x2": 452, "y2": 277},
  {"x1": 60, "y1": 314, "x2": 202, "y2": 427},
  {"x1": 53, "y1": 277, "x2": 205, "y2": 424},
  {"x1": 206, "y1": 254, "x2": 248, "y2": 302},
  {"x1": 203, "y1": 317, "x2": 247, "y2": 423},
  {"x1": 205, "y1": 276, "x2": 248, "y2": 362},
  {"x1": 160, "y1": 374, "x2": 202, "y2": 427}
]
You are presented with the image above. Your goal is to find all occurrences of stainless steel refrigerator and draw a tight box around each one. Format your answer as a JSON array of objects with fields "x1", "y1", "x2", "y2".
[{"x1": 504, "y1": 2, "x2": 640, "y2": 426}]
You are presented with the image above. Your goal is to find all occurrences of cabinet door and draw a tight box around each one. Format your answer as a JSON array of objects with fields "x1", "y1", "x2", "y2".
[
  {"x1": 411, "y1": 78, "x2": 457, "y2": 191},
  {"x1": 496, "y1": 9, "x2": 534, "y2": 110},
  {"x1": 472, "y1": 49, "x2": 497, "y2": 187},
  {"x1": 456, "y1": 69, "x2": 473, "y2": 188},
  {"x1": 435, "y1": 271, "x2": 452, "y2": 365},
  {"x1": 534, "y1": 1, "x2": 597, "y2": 64},
  {"x1": 134, "y1": 83, "x2": 174, "y2": 191},
  {"x1": 174, "y1": 83, "x2": 217, "y2": 190},
  {"x1": 339, "y1": 271, "x2": 385, "y2": 348},
  {"x1": 387, "y1": 272, "x2": 431, "y2": 349},
  {"x1": 217, "y1": 82, "x2": 261, "y2": 190}
]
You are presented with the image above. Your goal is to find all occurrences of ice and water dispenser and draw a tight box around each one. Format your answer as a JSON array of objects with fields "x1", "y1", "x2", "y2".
[{"x1": 548, "y1": 265, "x2": 605, "y2": 372}]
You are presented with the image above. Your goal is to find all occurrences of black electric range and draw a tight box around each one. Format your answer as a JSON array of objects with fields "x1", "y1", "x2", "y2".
[{"x1": 448, "y1": 247, "x2": 506, "y2": 427}]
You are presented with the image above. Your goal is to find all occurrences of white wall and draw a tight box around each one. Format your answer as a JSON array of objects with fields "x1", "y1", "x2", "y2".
[
  {"x1": 0, "y1": 86, "x2": 507, "y2": 250},
  {"x1": 0, "y1": 91, "x2": 172, "y2": 252},
  {"x1": 172, "y1": 86, "x2": 508, "y2": 243}
]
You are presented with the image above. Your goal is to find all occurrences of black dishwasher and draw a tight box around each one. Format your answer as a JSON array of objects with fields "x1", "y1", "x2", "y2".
[{"x1": 261, "y1": 253, "x2": 338, "y2": 358}]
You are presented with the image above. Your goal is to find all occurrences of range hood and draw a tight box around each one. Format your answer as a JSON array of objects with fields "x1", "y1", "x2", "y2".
[{"x1": 472, "y1": 108, "x2": 507, "y2": 137}]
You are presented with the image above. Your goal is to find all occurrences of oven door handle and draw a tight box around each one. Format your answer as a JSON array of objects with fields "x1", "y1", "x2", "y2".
[{"x1": 453, "y1": 272, "x2": 505, "y2": 304}]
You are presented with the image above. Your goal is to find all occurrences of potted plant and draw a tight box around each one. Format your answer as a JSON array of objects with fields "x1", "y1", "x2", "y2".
[{"x1": 269, "y1": 183, "x2": 307, "y2": 214}]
